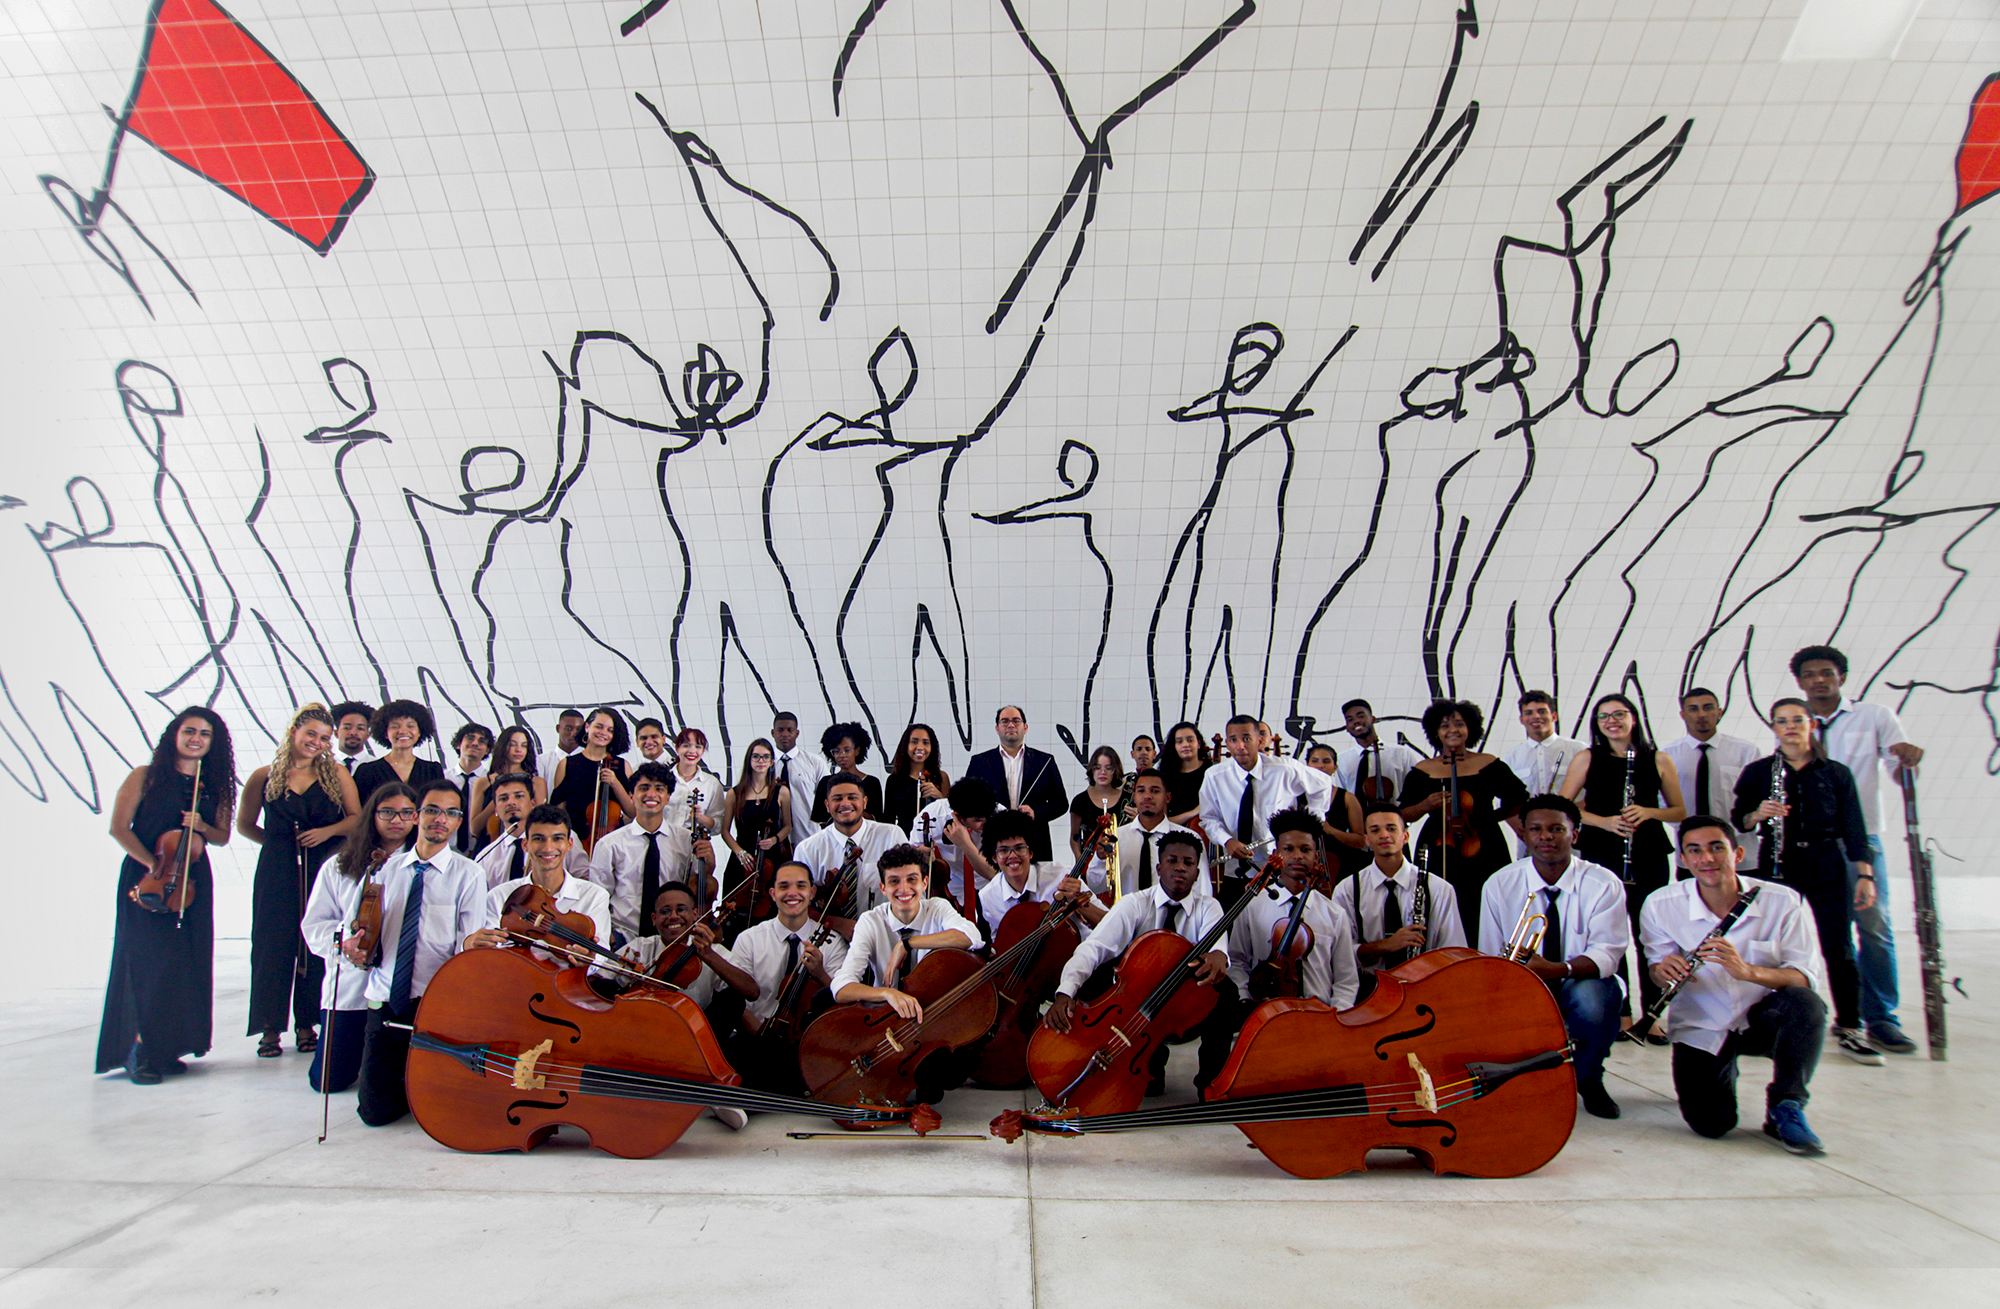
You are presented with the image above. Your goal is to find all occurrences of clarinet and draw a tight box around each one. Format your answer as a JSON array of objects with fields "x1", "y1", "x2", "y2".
[
  {"x1": 1398, "y1": 865, "x2": 1432, "y2": 967},
  {"x1": 1765, "y1": 757, "x2": 1786, "y2": 881},
  {"x1": 1629, "y1": 886, "x2": 1762, "y2": 1037},
  {"x1": 1618, "y1": 748, "x2": 1636, "y2": 884}
]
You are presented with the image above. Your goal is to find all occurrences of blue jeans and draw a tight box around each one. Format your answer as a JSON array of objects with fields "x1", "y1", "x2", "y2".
[
  {"x1": 1556, "y1": 977, "x2": 1622, "y2": 1087},
  {"x1": 1853, "y1": 834, "x2": 1898, "y2": 1028}
]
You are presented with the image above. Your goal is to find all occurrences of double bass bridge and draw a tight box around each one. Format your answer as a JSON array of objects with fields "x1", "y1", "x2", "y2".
[{"x1": 512, "y1": 1038, "x2": 555, "y2": 1090}]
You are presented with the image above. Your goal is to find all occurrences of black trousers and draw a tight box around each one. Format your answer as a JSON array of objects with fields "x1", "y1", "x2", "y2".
[
  {"x1": 1193, "y1": 979, "x2": 1246, "y2": 1091},
  {"x1": 1671, "y1": 987, "x2": 1827, "y2": 1138},
  {"x1": 308, "y1": 1008, "x2": 369, "y2": 1094},
  {"x1": 1769, "y1": 846, "x2": 1861, "y2": 1030},
  {"x1": 1622, "y1": 870, "x2": 1669, "y2": 1020},
  {"x1": 355, "y1": 1006, "x2": 415, "y2": 1126}
]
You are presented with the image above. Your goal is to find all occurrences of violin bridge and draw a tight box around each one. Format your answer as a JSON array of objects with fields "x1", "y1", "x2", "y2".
[
  {"x1": 1407, "y1": 1053, "x2": 1438, "y2": 1112},
  {"x1": 512, "y1": 1038, "x2": 554, "y2": 1091}
]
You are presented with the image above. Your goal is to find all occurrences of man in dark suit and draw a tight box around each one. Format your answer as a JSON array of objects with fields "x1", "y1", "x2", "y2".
[{"x1": 964, "y1": 705, "x2": 1068, "y2": 862}]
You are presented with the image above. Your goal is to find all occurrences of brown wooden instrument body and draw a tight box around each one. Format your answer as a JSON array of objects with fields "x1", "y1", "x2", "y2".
[
  {"x1": 407, "y1": 948, "x2": 739, "y2": 1158},
  {"x1": 1207, "y1": 948, "x2": 1574, "y2": 1179},
  {"x1": 583, "y1": 798, "x2": 623, "y2": 855},
  {"x1": 345, "y1": 848, "x2": 390, "y2": 966},
  {"x1": 798, "y1": 947, "x2": 998, "y2": 1110},
  {"x1": 1024, "y1": 929, "x2": 1220, "y2": 1115},
  {"x1": 1248, "y1": 917, "x2": 1312, "y2": 1001},
  {"x1": 1440, "y1": 758, "x2": 1481, "y2": 860},
  {"x1": 133, "y1": 828, "x2": 203, "y2": 913},
  {"x1": 500, "y1": 882, "x2": 598, "y2": 945},
  {"x1": 973, "y1": 899, "x2": 1082, "y2": 1088}
]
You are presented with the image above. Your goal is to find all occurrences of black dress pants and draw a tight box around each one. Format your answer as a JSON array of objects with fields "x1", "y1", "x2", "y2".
[{"x1": 1671, "y1": 987, "x2": 1827, "y2": 1138}]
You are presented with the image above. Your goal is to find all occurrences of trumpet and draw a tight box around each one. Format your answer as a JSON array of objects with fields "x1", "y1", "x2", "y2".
[{"x1": 1500, "y1": 887, "x2": 1547, "y2": 964}]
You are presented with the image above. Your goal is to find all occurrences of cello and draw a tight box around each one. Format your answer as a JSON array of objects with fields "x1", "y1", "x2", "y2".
[
  {"x1": 994, "y1": 948, "x2": 1576, "y2": 1179},
  {"x1": 755, "y1": 857, "x2": 863, "y2": 1049},
  {"x1": 132, "y1": 757, "x2": 203, "y2": 917},
  {"x1": 1022, "y1": 855, "x2": 1281, "y2": 1117},
  {"x1": 405, "y1": 948, "x2": 934, "y2": 1157},
  {"x1": 970, "y1": 826, "x2": 1108, "y2": 1088}
]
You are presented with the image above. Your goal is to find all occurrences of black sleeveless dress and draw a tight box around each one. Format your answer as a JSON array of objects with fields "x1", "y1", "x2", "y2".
[
  {"x1": 248, "y1": 783, "x2": 345, "y2": 1035},
  {"x1": 1398, "y1": 760, "x2": 1528, "y2": 935},
  {"x1": 1575, "y1": 747, "x2": 1670, "y2": 887},
  {"x1": 96, "y1": 769, "x2": 219, "y2": 1072},
  {"x1": 553, "y1": 752, "x2": 628, "y2": 838}
]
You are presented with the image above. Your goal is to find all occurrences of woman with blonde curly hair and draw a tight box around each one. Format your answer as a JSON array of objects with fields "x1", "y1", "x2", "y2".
[{"x1": 237, "y1": 704, "x2": 360, "y2": 1059}]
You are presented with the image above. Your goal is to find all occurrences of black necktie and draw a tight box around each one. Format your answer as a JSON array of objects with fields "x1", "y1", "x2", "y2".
[
  {"x1": 507, "y1": 839, "x2": 524, "y2": 884},
  {"x1": 778, "y1": 753, "x2": 793, "y2": 795},
  {"x1": 1695, "y1": 744, "x2": 1712, "y2": 816},
  {"x1": 1541, "y1": 886, "x2": 1563, "y2": 963},
  {"x1": 1159, "y1": 899, "x2": 1181, "y2": 934},
  {"x1": 1381, "y1": 875, "x2": 1403, "y2": 939},
  {"x1": 1236, "y1": 770, "x2": 1256, "y2": 849},
  {"x1": 895, "y1": 927, "x2": 916, "y2": 988},
  {"x1": 784, "y1": 932, "x2": 801, "y2": 976},
  {"x1": 1138, "y1": 831, "x2": 1154, "y2": 890},
  {"x1": 639, "y1": 831, "x2": 662, "y2": 938}
]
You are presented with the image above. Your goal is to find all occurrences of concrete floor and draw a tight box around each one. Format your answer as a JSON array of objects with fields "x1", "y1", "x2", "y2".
[{"x1": 3, "y1": 933, "x2": 1995, "y2": 1307}]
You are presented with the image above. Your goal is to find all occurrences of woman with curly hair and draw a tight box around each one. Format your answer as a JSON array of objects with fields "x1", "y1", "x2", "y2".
[
  {"x1": 97, "y1": 708, "x2": 239, "y2": 1083},
  {"x1": 810, "y1": 722, "x2": 884, "y2": 825},
  {"x1": 352, "y1": 699, "x2": 444, "y2": 798},
  {"x1": 238, "y1": 704, "x2": 361, "y2": 1059},
  {"x1": 1397, "y1": 698, "x2": 1528, "y2": 934},
  {"x1": 552, "y1": 707, "x2": 631, "y2": 845},
  {"x1": 468, "y1": 725, "x2": 546, "y2": 839}
]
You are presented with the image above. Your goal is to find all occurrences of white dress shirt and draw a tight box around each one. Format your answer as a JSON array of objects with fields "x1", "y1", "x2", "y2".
[
  {"x1": 733, "y1": 917, "x2": 850, "y2": 1024},
  {"x1": 1056, "y1": 885, "x2": 1226, "y2": 997},
  {"x1": 830, "y1": 898, "x2": 984, "y2": 993},
  {"x1": 1227, "y1": 884, "x2": 1360, "y2": 1008},
  {"x1": 300, "y1": 861, "x2": 380, "y2": 1011},
  {"x1": 1084, "y1": 818, "x2": 1213, "y2": 900},
  {"x1": 1330, "y1": 861, "x2": 1467, "y2": 969},
  {"x1": 1477, "y1": 856, "x2": 1630, "y2": 992},
  {"x1": 1335, "y1": 741, "x2": 1426, "y2": 797},
  {"x1": 1501, "y1": 733, "x2": 1585, "y2": 856},
  {"x1": 610, "y1": 933, "x2": 743, "y2": 1008},
  {"x1": 978, "y1": 862, "x2": 1096, "y2": 941},
  {"x1": 475, "y1": 826, "x2": 591, "y2": 891},
  {"x1": 1639, "y1": 875, "x2": 1827, "y2": 1055},
  {"x1": 590, "y1": 819, "x2": 690, "y2": 946},
  {"x1": 1813, "y1": 696, "x2": 1909, "y2": 837},
  {"x1": 352, "y1": 847, "x2": 485, "y2": 1008},
  {"x1": 335, "y1": 747, "x2": 374, "y2": 775},
  {"x1": 794, "y1": 819, "x2": 912, "y2": 913},
  {"x1": 1198, "y1": 757, "x2": 1332, "y2": 858},
  {"x1": 1660, "y1": 731, "x2": 1762, "y2": 865},
  {"x1": 1000, "y1": 746, "x2": 1028, "y2": 808},
  {"x1": 482, "y1": 872, "x2": 613, "y2": 949},
  {"x1": 669, "y1": 767, "x2": 727, "y2": 833},
  {"x1": 772, "y1": 745, "x2": 827, "y2": 840}
]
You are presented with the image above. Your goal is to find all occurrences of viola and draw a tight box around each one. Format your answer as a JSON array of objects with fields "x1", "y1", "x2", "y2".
[
  {"x1": 405, "y1": 949, "x2": 935, "y2": 1157},
  {"x1": 1246, "y1": 856, "x2": 1328, "y2": 1002},
  {"x1": 1023, "y1": 856, "x2": 1281, "y2": 1116},
  {"x1": 348, "y1": 848, "x2": 391, "y2": 967},
  {"x1": 971, "y1": 895, "x2": 1084, "y2": 1089},
  {"x1": 132, "y1": 758, "x2": 203, "y2": 915},
  {"x1": 495, "y1": 881, "x2": 631, "y2": 976},
  {"x1": 994, "y1": 948, "x2": 1576, "y2": 1180},
  {"x1": 645, "y1": 876, "x2": 761, "y2": 989}
]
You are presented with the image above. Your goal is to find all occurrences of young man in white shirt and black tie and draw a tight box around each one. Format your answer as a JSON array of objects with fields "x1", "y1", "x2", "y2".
[
  {"x1": 1228, "y1": 809, "x2": 1360, "y2": 1012},
  {"x1": 592, "y1": 762, "x2": 692, "y2": 947},
  {"x1": 1086, "y1": 769, "x2": 1211, "y2": 900},
  {"x1": 794, "y1": 778, "x2": 909, "y2": 938},
  {"x1": 442, "y1": 723, "x2": 492, "y2": 854},
  {"x1": 342, "y1": 781, "x2": 486, "y2": 1127},
  {"x1": 476, "y1": 772, "x2": 591, "y2": 891},
  {"x1": 331, "y1": 700, "x2": 375, "y2": 774},
  {"x1": 1335, "y1": 699, "x2": 1425, "y2": 805},
  {"x1": 1659, "y1": 687, "x2": 1760, "y2": 866},
  {"x1": 1331, "y1": 804, "x2": 1465, "y2": 1001},
  {"x1": 465, "y1": 804, "x2": 613, "y2": 959},
  {"x1": 1501, "y1": 691, "x2": 1585, "y2": 856},
  {"x1": 1477, "y1": 794, "x2": 1630, "y2": 1120},
  {"x1": 1641, "y1": 815, "x2": 1830, "y2": 1154},
  {"x1": 1200, "y1": 714, "x2": 1331, "y2": 906},
  {"x1": 726, "y1": 862, "x2": 849, "y2": 1093},
  {"x1": 978, "y1": 810, "x2": 1106, "y2": 935},
  {"x1": 770, "y1": 712, "x2": 827, "y2": 842}
]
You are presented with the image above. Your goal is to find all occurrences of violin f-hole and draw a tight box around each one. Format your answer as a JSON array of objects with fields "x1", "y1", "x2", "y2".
[
  {"x1": 527, "y1": 993, "x2": 584, "y2": 1043},
  {"x1": 1372, "y1": 1004, "x2": 1437, "y2": 1060}
]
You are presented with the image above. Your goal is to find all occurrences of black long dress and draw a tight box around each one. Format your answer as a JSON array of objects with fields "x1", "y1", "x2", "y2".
[
  {"x1": 96, "y1": 770, "x2": 218, "y2": 1072},
  {"x1": 1576, "y1": 746, "x2": 1671, "y2": 1014},
  {"x1": 1323, "y1": 784, "x2": 1372, "y2": 879},
  {"x1": 248, "y1": 783, "x2": 345, "y2": 1035},
  {"x1": 552, "y1": 752, "x2": 628, "y2": 839},
  {"x1": 1398, "y1": 759, "x2": 1527, "y2": 935},
  {"x1": 351, "y1": 755, "x2": 442, "y2": 803},
  {"x1": 883, "y1": 773, "x2": 941, "y2": 833}
]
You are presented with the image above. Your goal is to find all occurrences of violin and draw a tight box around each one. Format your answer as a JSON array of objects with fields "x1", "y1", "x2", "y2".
[
  {"x1": 583, "y1": 759, "x2": 623, "y2": 854},
  {"x1": 993, "y1": 948, "x2": 1576, "y2": 1179},
  {"x1": 1022, "y1": 855, "x2": 1281, "y2": 1117},
  {"x1": 495, "y1": 882, "x2": 631, "y2": 976},
  {"x1": 348, "y1": 848, "x2": 391, "y2": 966},
  {"x1": 1353, "y1": 743, "x2": 1398, "y2": 805},
  {"x1": 1439, "y1": 752, "x2": 1481, "y2": 862},
  {"x1": 1246, "y1": 854, "x2": 1330, "y2": 1001},
  {"x1": 132, "y1": 758, "x2": 203, "y2": 915},
  {"x1": 406, "y1": 949, "x2": 936, "y2": 1157},
  {"x1": 645, "y1": 876, "x2": 761, "y2": 989}
]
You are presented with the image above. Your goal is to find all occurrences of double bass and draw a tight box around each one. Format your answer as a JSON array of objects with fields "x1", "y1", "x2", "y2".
[
  {"x1": 994, "y1": 948, "x2": 1576, "y2": 1179},
  {"x1": 406, "y1": 949, "x2": 932, "y2": 1157}
]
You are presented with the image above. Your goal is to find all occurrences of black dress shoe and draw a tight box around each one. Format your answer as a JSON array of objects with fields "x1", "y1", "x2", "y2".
[
  {"x1": 1145, "y1": 1074, "x2": 1166, "y2": 1098},
  {"x1": 129, "y1": 1063, "x2": 163, "y2": 1086},
  {"x1": 161, "y1": 1059, "x2": 189, "y2": 1075},
  {"x1": 1579, "y1": 1081, "x2": 1621, "y2": 1119}
]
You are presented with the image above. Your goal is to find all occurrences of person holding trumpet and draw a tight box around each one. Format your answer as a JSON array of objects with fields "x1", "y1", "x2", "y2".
[{"x1": 1476, "y1": 794, "x2": 1629, "y2": 1120}]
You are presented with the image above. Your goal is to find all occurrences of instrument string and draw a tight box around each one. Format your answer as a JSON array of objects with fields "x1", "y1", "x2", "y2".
[
  {"x1": 1024, "y1": 1078, "x2": 1494, "y2": 1135},
  {"x1": 868, "y1": 906, "x2": 1076, "y2": 1059}
]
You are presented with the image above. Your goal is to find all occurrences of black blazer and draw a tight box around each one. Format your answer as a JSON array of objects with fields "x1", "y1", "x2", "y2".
[{"x1": 965, "y1": 746, "x2": 1067, "y2": 861}]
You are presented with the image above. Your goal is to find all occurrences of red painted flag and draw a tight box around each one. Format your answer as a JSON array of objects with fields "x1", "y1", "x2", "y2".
[
  {"x1": 118, "y1": 0, "x2": 374, "y2": 253},
  {"x1": 1953, "y1": 72, "x2": 2000, "y2": 217}
]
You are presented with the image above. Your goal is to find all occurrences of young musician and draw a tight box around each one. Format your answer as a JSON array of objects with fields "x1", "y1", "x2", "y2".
[
  {"x1": 331, "y1": 701, "x2": 375, "y2": 774},
  {"x1": 1044, "y1": 832, "x2": 1229, "y2": 1096},
  {"x1": 666, "y1": 727, "x2": 727, "y2": 886},
  {"x1": 1794, "y1": 644, "x2": 1926, "y2": 1056},
  {"x1": 442, "y1": 723, "x2": 492, "y2": 854},
  {"x1": 551, "y1": 707, "x2": 631, "y2": 842},
  {"x1": 720, "y1": 737, "x2": 794, "y2": 903},
  {"x1": 1476, "y1": 795, "x2": 1630, "y2": 1119},
  {"x1": 97, "y1": 708, "x2": 237, "y2": 1084},
  {"x1": 793, "y1": 779, "x2": 911, "y2": 937},
  {"x1": 1561, "y1": 692, "x2": 1686, "y2": 1025},
  {"x1": 828, "y1": 845, "x2": 984, "y2": 1103},
  {"x1": 1129, "y1": 734, "x2": 1159, "y2": 773},
  {"x1": 1227, "y1": 809, "x2": 1360, "y2": 1012},
  {"x1": 913, "y1": 777, "x2": 1001, "y2": 900},
  {"x1": 884, "y1": 722, "x2": 950, "y2": 833},
  {"x1": 1085, "y1": 768, "x2": 1212, "y2": 900},
  {"x1": 1304, "y1": 743, "x2": 1369, "y2": 877},
  {"x1": 352, "y1": 699, "x2": 445, "y2": 797},
  {"x1": 468, "y1": 727, "x2": 547, "y2": 837},
  {"x1": 810, "y1": 722, "x2": 885, "y2": 825},
  {"x1": 343, "y1": 781, "x2": 486, "y2": 1127},
  {"x1": 1334, "y1": 699, "x2": 1424, "y2": 804},
  {"x1": 238, "y1": 704, "x2": 361, "y2": 1060},
  {"x1": 1330, "y1": 804, "x2": 1466, "y2": 1000},
  {"x1": 465, "y1": 804, "x2": 613, "y2": 954},
  {"x1": 1068, "y1": 746, "x2": 1126, "y2": 862},
  {"x1": 606, "y1": 883, "x2": 758, "y2": 1006},
  {"x1": 1199, "y1": 714, "x2": 1331, "y2": 905},
  {"x1": 595, "y1": 762, "x2": 712, "y2": 944},
  {"x1": 1501, "y1": 691, "x2": 1585, "y2": 852},
  {"x1": 726, "y1": 862, "x2": 850, "y2": 1093},
  {"x1": 1642, "y1": 817, "x2": 1830, "y2": 1154},
  {"x1": 771, "y1": 712, "x2": 827, "y2": 842},
  {"x1": 980, "y1": 810, "x2": 1107, "y2": 932},
  {"x1": 627, "y1": 717, "x2": 670, "y2": 771},
  {"x1": 477, "y1": 772, "x2": 590, "y2": 891},
  {"x1": 301, "y1": 782, "x2": 417, "y2": 1093},
  {"x1": 1731, "y1": 699, "x2": 1878, "y2": 1065},
  {"x1": 1398, "y1": 698, "x2": 1528, "y2": 935},
  {"x1": 538, "y1": 709, "x2": 586, "y2": 787},
  {"x1": 964, "y1": 706, "x2": 1068, "y2": 861},
  {"x1": 1160, "y1": 720, "x2": 1211, "y2": 827},
  {"x1": 1660, "y1": 688, "x2": 1760, "y2": 863}
]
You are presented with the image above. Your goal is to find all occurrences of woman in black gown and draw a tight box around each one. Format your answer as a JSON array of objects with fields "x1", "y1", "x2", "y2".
[
  {"x1": 883, "y1": 723, "x2": 949, "y2": 833},
  {"x1": 719, "y1": 738, "x2": 794, "y2": 924},
  {"x1": 1397, "y1": 699, "x2": 1528, "y2": 936},
  {"x1": 351, "y1": 699, "x2": 444, "y2": 799},
  {"x1": 1560, "y1": 691, "x2": 1686, "y2": 1028},
  {"x1": 810, "y1": 722, "x2": 884, "y2": 824},
  {"x1": 238, "y1": 704, "x2": 361, "y2": 1058},
  {"x1": 98, "y1": 708, "x2": 238, "y2": 1083},
  {"x1": 1160, "y1": 720, "x2": 1211, "y2": 829},
  {"x1": 551, "y1": 707, "x2": 631, "y2": 847}
]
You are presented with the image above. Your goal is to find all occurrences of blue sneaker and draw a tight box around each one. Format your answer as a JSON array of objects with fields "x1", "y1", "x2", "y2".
[{"x1": 1762, "y1": 1100, "x2": 1825, "y2": 1156}]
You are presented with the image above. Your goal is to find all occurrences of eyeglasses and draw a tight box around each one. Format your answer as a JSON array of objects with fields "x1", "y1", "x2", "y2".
[
  {"x1": 420, "y1": 805, "x2": 464, "y2": 819},
  {"x1": 1595, "y1": 711, "x2": 1632, "y2": 722},
  {"x1": 377, "y1": 808, "x2": 418, "y2": 820}
]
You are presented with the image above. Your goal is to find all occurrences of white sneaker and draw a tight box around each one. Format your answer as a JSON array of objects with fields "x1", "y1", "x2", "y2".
[
  {"x1": 1835, "y1": 1029, "x2": 1884, "y2": 1066},
  {"x1": 711, "y1": 1104, "x2": 749, "y2": 1131}
]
